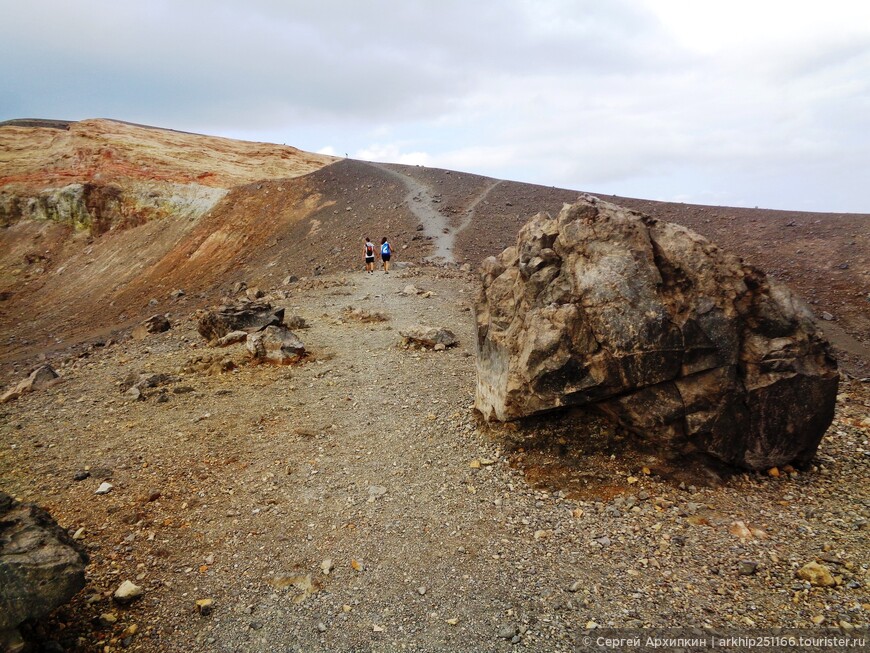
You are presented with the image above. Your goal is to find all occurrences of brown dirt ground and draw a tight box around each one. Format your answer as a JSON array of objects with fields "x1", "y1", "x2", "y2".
[
  {"x1": 1, "y1": 124, "x2": 868, "y2": 651},
  {"x1": 1, "y1": 268, "x2": 868, "y2": 652}
]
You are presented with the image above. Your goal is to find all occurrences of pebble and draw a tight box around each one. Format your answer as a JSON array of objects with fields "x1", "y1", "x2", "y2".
[
  {"x1": 95, "y1": 482, "x2": 114, "y2": 495},
  {"x1": 196, "y1": 598, "x2": 215, "y2": 616},
  {"x1": 498, "y1": 624, "x2": 517, "y2": 640},
  {"x1": 321, "y1": 559, "x2": 335, "y2": 575},
  {"x1": 317, "y1": 622, "x2": 327, "y2": 633},
  {"x1": 98, "y1": 613, "x2": 118, "y2": 627},
  {"x1": 113, "y1": 580, "x2": 144, "y2": 605},
  {"x1": 568, "y1": 580, "x2": 583, "y2": 593},
  {"x1": 417, "y1": 586, "x2": 427, "y2": 596},
  {"x1": 797, "y1": 561, "x2": 836, "y2": 587},
  {"x1": 73, "y1": 470, "x2": 90, "y2": 481},
  {"x1": 738, "y1": 561, "x2": 759, "y2": 576},
  {"x1": 367, "y1": 485, "x2": 387, "y2": 502}
]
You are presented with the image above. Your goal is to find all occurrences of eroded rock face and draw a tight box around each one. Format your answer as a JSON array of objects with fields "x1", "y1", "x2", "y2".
[
  {"x1": 474, "y1": 196, "x2": 838, "y2": 470},
  {"x1": 197, "y1": 301, "x2": 284, "y2": 342},
  {"x1": 246, "y1": 325, "x2": 305, "y2": 363},
  {"x1": 0, "y1": 492, "x2": 88, "y2": 639}
]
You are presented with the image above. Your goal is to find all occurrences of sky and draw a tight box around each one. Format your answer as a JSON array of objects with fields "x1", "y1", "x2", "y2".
[{"x1": 2, "y1": 0, "x2": 870, "y2": 213}]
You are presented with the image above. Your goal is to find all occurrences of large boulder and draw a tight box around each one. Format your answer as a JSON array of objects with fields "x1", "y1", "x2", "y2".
[
  {"x1": 474, "y1": 196, "x2": 838, "y2": 470},
  {"x1": 0, "y1": 492, "x2": 89, "y2": 647},
  {"x1": 197, "y1": 301, "x2": 284, "y2": 342},
  {"x1": 246, "y1": 325, "x2": 305, "y2": 364}
]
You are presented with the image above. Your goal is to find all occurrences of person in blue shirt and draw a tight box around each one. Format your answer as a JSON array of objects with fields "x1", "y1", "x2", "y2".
[{"x1": 380, "y1": 237, "x2": 392, "y2": 274}]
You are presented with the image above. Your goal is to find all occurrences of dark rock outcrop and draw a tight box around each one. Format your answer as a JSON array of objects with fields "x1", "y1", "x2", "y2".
[
  {"x1": 0, "y1": 492, "x2": 88, "y2": 647},
  {"x1": 474, "y1": 196, "x2": 839, "y2": 470},
  {"x1": 197, "y1": 301, "x2": 284, "y2": 342}
]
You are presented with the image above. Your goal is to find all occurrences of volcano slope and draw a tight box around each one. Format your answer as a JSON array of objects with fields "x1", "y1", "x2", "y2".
[{"x1": 0, "y1": 121, "x2": 869, "y2": 650}]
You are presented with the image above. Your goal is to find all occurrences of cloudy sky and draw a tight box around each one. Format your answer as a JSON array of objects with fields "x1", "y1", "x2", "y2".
[{"x1": 2, "y1": 0, "x2": 869, "y2": 212}]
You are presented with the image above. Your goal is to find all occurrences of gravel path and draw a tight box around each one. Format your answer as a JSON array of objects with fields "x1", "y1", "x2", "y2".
[
  {"x1": 1, "y1": 267, "x2": 868, "y2": 652},
  {"x1": 372, "y1": 163, "x2": 458, "y2": 263}
]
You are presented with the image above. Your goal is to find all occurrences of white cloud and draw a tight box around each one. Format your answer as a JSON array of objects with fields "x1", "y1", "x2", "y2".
[
  {"x1": 1, "y1": 0, "x2": 868, "y2": 211},
  {"x1": 355, "y1": 143, "x2": 432, "y2": 167}
]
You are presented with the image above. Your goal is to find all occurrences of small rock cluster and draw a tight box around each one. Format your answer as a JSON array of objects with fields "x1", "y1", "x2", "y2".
[{"x1": 197, "y1": 300, "x2": 305, "y2": 364}]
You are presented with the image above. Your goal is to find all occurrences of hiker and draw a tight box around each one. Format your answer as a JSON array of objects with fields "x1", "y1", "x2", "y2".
[
  {"x1": 364, "y1": 237, "x2": 376, "y2": 273},
  {"x1": 380, "y1": 237, "x2": 392, "y2": 273}
]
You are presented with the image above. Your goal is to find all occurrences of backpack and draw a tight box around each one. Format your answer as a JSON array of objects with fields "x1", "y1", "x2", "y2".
[
  {"x1": 365, "y1": 243, "x2": 374, "y2": 256},
  {"x1": 381, "y1": 241, "x2": 391, "y2": 256}
]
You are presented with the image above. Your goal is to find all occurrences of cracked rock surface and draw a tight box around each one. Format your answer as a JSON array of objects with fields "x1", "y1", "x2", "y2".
[{"x1": 475, "y1": 196, "x2": 839, "y2": 470}]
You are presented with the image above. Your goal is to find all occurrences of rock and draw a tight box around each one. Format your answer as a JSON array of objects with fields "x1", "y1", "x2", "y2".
[
  {"x1": 401, "y1": 284, "x2": 422, "y2": 296},
  {"x1": 0, "y1": 492, "x2": 88, "y2": 642},
  {"x1": 568, "y1": 580, "x2": 583, "y2": 592},
  {"x1": 417, "y1": 586, "x2": 427, "y2": 596},
  {"x1": 1, "y1": 365, "x2": 59, "y2": 403},
  {"x1": 196, "y1": 598, "x2": 214, "y2": 616},
  {"x1": 132, "y1": 314, "x2": 170, "y2": 340},
  {"x1": 474, "y1": 196, "x2": 839, "y2": 470},
  {"x1": 246, "y1": 325, "x2": 305, "y2": 364},
  {"x1": 98, "y1": 613, "x2": 118, "y2": 627},
  {"x1": 232, "y1": 281, "x2": 247, "y2": 295},
  {"x1": 73, "y1": 470, "x2": 90, "y2": 482},
  {"x1": 738, "y1": 560, "x2": 759, "y2": 576},
  {"x1": 797, "y1": 561, "x2": 837, "y2": 587},
  {"x1": 498, "y1": 624, "x2": 518, "y2": 640},
  {"x1": 320, "y1": 559, "x2": 334, "y2": 575},
  {"x1": 120, "y1": 372, "x2": 176, "y2": 394},
  {"x1": 729, "y1": 521, "x2": 752, "y2": 540},
  {"x1": 367, "y1": 485, "x2": 387, "y2": 502},
  {"x1": 285, "y1": 315, "x2": 308, "y2": 329},
  {"x1": 821, "y1": 311, "x2": 834, "y2": 321},
  {"x1": 197, "y1": 301, "x2": 284, "y2": 341},
  {"x1": 343, "y1": 307, "x2": 388, "y2": 323},
  {"x1": 317, "y1": 622, "x2": 327, "y2": 633},
  {"x1": 400, "y1": 325, "x2": 458, "y2": 349},
  {"x1": 95, "y1": 482, "x2": 113, "y2": 495},
  {"x1": 215, "y1": 330, "x2": 248, "y2": 347},
  {"x1": 245, "y1": 287, "x2": 265, "y2": 300},
  {"x1": 170, "y1": 288, "x2": 185, "y2": 299},
  {"x1": 113, "y1": 580, "x2": 144, "y2": 605},
  {"x1": 283, "y1": 275, "x2": 299, "y2": 285}
]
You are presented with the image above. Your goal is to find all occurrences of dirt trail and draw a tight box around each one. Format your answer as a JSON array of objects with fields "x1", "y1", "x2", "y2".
[
  {"x1": 455, "y1": 180, "x2": 504, "y2": 239},
  {"x1": 371, "y1": 163, "x2": 457, "y2": 263}
]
